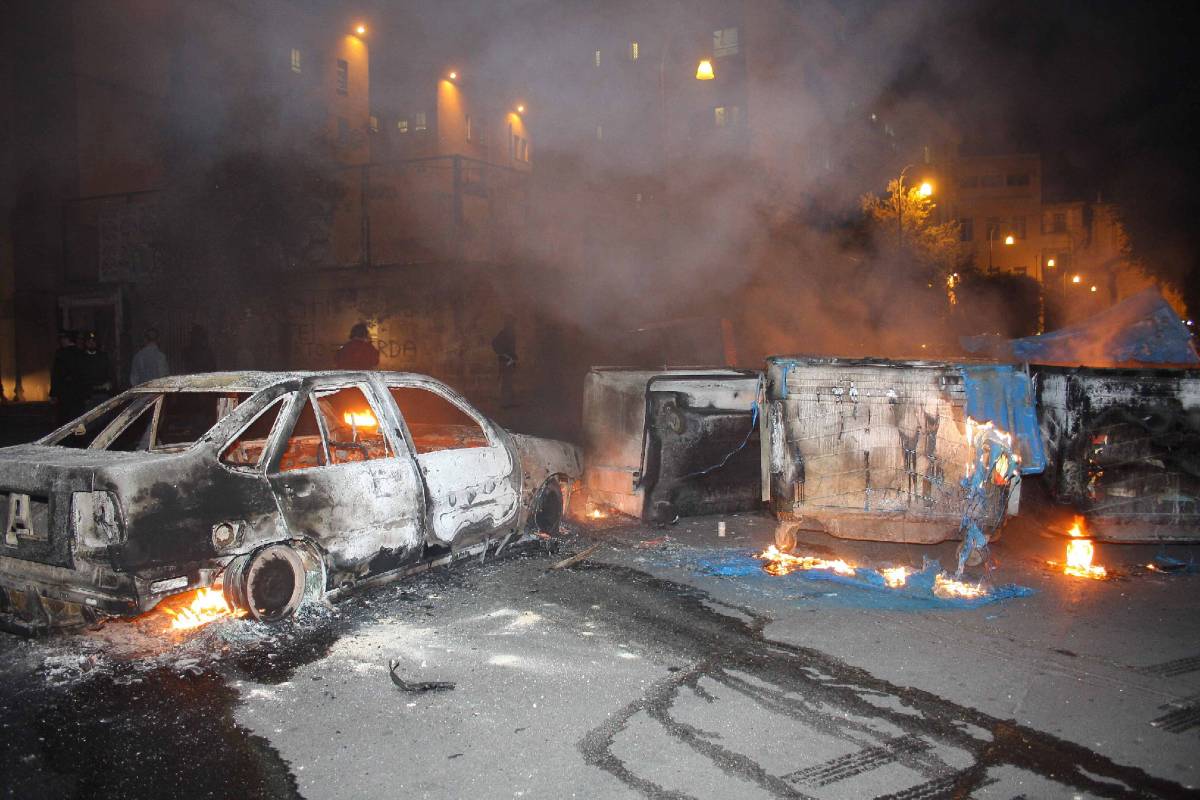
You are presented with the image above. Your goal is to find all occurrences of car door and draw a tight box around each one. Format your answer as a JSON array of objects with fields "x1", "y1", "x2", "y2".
[
  {"x1": 265, "y1": 380, "x2": 425, "y2": 573},
  {"x1": 384, "y1": 379, "x2": 519, "y2": 546}
]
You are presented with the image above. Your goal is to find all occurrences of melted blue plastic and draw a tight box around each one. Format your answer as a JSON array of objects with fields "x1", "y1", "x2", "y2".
[{"x1": 690, "y1": 549, "x2": 1034, "y2": 610}]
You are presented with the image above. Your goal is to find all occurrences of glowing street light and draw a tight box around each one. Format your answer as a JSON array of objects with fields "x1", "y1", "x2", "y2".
[
  {"x1": 696, "y1": 59, "x2": 715, "y2": 80},
  {"x1": 1090, "y1": 285, "x2": 1098, "y2": 292},
  {"x1": 1046, "y1": 258, "x2": 1056, "y2": 268},
  {"x1": 448, "y1": 70, "x2": 458, "y2": 80},
  {"x1": 918, "y1": 181, "x2": 933, "y2": 198},
  {"x1": 516, "y1": 103, "x2": 525, "y2": 114},
  {"x1": 355, "y1": 24, "x2": 367, "y2": 35},
  {"x1": 1004, "y1": 234, "x2": 1015, "y2": 246},
  {"x1": 1072, "y1": 274, "x2": 1082, "y2": 284}
]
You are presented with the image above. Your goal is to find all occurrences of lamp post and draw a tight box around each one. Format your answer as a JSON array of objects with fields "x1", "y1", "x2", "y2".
[
  {"x1": 987, "y1": 225, "x2": 1014, "y2": 272},
  {"x1": 895, "y1": 166, "x2": 934, "y2": 248},
  {"x1": 658, "y1": 36, "x2": 716, "y2": 179}
]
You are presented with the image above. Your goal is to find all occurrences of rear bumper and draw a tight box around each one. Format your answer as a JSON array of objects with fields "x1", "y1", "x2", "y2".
[{"x1": 0, "y1": 554, "x2": 226, "y2": 634}]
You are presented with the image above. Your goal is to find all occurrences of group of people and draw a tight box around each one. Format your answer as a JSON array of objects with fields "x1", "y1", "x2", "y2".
[
  {"x1": 334, "y1": 318, "x2": 519, "y2": 408},
  {"x1": 48, "y1": 325, "x2": 217, "y2": 424}
]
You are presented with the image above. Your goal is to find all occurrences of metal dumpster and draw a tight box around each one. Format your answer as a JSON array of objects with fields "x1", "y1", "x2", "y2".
[
  {"x1": 763, "y1": 357, "x2": 1044, "y2": 553},
  {"x1": 582, "y1": 368, "x2": 763, "y2": 523},
  {"x1": 1035, "y1": 365, "x2": 1200, "y2": 541}
]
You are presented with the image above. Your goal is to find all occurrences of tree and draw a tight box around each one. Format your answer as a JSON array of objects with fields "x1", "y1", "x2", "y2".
[{"x1": 860, "y1": 176, "x2": 968, "y2": 288}]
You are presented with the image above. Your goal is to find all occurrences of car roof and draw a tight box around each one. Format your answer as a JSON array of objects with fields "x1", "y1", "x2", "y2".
[{"x1": 134, "y1": 371, "x2": 442, "y2": 392}]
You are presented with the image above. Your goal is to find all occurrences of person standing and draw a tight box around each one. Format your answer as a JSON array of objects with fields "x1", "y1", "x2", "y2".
[
  {"x1": 49, "y1": 330, "x2": 86, "y2": 424},
  {"x1": 334, "y1": 322, "x2": 380, "y2": 370},
  {"x1": 80, "y1": 332, "x2": 113, "y2": 409},
  {"x1": 492, "y1": 315, "x2": 518, "y2": 408},
  {"x1": 182, "y1": 324, "x2": 216, "y2": 373},
  {"x1": 130, "y1": 328, "x2": 170, "y2": 386}
]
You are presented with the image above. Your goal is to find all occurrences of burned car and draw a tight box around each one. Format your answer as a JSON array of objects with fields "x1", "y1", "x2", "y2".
[{"x1": 0, "y1": 371, "x2": 580, "y2": 633}]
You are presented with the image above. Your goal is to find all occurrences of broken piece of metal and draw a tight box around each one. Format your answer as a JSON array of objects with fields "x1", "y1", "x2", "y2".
[{"x1": 388, "y1": 659, "x2": 455, "y2": 692}]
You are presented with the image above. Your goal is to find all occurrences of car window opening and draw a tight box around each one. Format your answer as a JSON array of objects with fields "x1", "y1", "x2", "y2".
[{"x1": 389, "y1": 386, "x2": 489, "y2": 454}]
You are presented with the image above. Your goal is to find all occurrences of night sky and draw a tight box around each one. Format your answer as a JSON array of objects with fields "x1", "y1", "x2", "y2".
[{"x1": 873, "y1": 0, "x2": 1200, "y2": 305}]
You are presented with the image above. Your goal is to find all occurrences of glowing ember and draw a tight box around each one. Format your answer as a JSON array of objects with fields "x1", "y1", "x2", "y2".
[
  {"x1": 343, "y1": 410, "x2": 378, "y2": 428},
  {"x1": 1056, "y1": 515, "x2": 1107, "y2": 579},
  {"x1": 757, "y1": 544, "x2": 856, "y2": 577},
  {"x1": 880, "y1": 566, "x2": 909, "y2": 588},
  {"x1": 162, "y1": 587, "x2": 241, "y2": 630},
  {"x1": 933, "y1": 573, "x2": 986, "y2": 599},
  {"x1": 589, "y1": 508, "x2": 606, "y2": 520}
]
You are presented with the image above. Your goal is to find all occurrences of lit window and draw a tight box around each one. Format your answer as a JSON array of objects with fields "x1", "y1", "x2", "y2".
[
  {"x1": 629, "y1": 41, "x2": 639, "y2": 60},
  {"x1": 594, "y1": 49, "x2": 601, "y2": 68},
  {"x1": 466, "y1": 114, "x2": 472, "y2": 141},
  {"x1": 415, "y1": 111, "x2": 427, "y2": 131},
  {"x1": 336, "y1": 59, "x2": 348, "y2": 94},
  {"x1": 290, "y1": 48, "x2": 302, "y2": 73},
  {"x1": 713, "y1": 27, "x2": 739, "y2": 57},
  {"x1": 714, "y1": 106, "x2": 740, "y2": 127},
  {"x1": 397, "y1": 118, "x2": 409, "y2": 134},
  {"x1": 369, "y1": 115, "x2": 379, "y2": 133}
]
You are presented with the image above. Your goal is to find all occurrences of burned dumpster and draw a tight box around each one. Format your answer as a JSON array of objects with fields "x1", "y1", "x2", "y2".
[
  {"x1": 1035, "y1": 366, "x2": 1200, "y2": 541},
  {"x1": 582, "y1": 368, "x2": 762, "y2": 523},
  {"x1": 763, "y1": 357, "x2": 1044, "y2": 562}
]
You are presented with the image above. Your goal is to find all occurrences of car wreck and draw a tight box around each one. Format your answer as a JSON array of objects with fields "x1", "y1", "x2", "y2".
[{"x1": 0, "y1": 371, "x2": 580, "y2": 634}]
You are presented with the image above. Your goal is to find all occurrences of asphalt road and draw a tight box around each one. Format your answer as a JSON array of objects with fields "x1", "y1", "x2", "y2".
[{"x1": 1, "y1": 504, "x2": 1198, "y2": 799}]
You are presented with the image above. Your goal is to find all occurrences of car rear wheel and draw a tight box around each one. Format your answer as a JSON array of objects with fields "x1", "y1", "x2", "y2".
[
  {"x1": 224, "y1": 544, "x2": 307, "y2": 622},
  {"x1": 530, "y1": 480, "x2": 564, "y2": 536}
]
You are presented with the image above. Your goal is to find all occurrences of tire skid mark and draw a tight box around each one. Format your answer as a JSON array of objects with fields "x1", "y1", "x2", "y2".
[{"x1": 564, "y1": 564, "x2": 1194, "y2": 799}]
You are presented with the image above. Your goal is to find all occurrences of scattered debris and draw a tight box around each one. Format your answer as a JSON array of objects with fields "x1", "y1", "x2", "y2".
[
  {"x1": 388, "y1": 659, "x2": 455, "y2": 693},
  {"x1": 550, "y1": 542, "x2": 603, "y2": 571}
]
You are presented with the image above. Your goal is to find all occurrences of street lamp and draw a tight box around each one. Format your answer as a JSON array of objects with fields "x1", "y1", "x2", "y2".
[
  {"x1": 448, "y1": 70, "x2": 458, "y2": 81},
  {"x1": 515, "y1": 103, "x2": 525, "y2": 114},
  {"x1": 696, "y1": 59, "x2": 715, "y2": 80},
  {"x1": 987, "y1": 225, "x2": 1014, "y2": 272},
  {"x1": 896, "y1": 166, "x2": 934, "y2": 248},
  {"x1": 1071, "y1": 274, "x2": 1082, "y2": 284},
  {"x1": 354, "y1": 24, "x2": 367, "y2": 36}
]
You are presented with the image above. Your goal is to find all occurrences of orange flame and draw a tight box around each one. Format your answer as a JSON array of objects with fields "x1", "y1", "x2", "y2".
[
  {"x1": 589, "y1": 508, "x2": 606, "y2": 520},
  {"x1": 1058, "y1": 515, "x2": 1107, "y2": 579},
  {"x1": 757, "y1": 544, "x2": 856, "y2": 577},
  {"x1": 343, "y1": 410, "x2": 378, "y2": 428},
  {"x1": 880, "y1": 566, "x2": 909, "y2": 588},
  {"x1": 162, "y1": 587, "x2": 242, "y2": 630},
  {"x1": 933, "y1": 573, "x2": 986, "y2": 599}
]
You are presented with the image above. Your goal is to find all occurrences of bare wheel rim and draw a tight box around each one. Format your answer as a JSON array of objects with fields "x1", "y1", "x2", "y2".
[
  {"x1": 533, "y1": 482, "x2": 563, "y2": 535},
  {"x1": 243, "y1": 545, "x2": 306, "y2": 622}
]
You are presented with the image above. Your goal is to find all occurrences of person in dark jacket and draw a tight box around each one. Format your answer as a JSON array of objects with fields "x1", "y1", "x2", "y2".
[
  {"x1": 183, "y1": 324, "x2": 217, "y2": 373},
  {"x1": 80, "y1": 332, "x2": 113, "y2": 409},
  {"x1": 49, "y1": 330, "x2": 86, "y2": 424},
  {"x1": 492, "y1": 316, "x2": 518, "y2": 408},
  {"x1": 334, "y1": 322, "x2": 380, "y2": 370}
]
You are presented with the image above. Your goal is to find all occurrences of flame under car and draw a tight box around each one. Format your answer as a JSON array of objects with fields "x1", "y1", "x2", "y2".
[{"x1": 0, "y1": 371, "x2": 580, "y2": 634}]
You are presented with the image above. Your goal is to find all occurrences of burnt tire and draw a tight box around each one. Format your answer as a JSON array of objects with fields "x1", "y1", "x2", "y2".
[
  {"x1": 224, "y1": 544, "x2": 307, "y2": 623},
  {"x1": 530, "y1": 480, "x2": 564, "y2": 537}
]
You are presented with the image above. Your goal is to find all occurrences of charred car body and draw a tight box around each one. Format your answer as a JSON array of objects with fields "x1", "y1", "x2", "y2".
[{"x1": 0, "y1": 371, "x2": 580, "y2": 633}]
